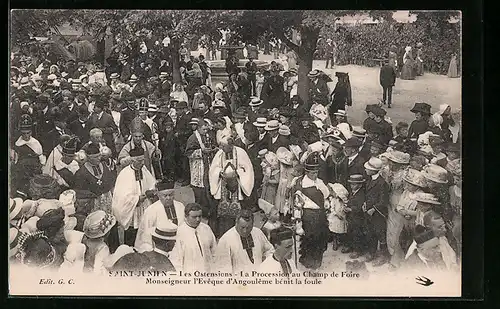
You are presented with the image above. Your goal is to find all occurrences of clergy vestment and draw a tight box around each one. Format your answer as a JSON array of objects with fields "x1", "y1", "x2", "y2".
[
  {"x1": 258, "y1": 254, "x2": 298, "y2": 274},
  {"x1": 169, "y1": 222, "x2": 217, "y2": 273},
  {"x1": 185, "y1": 131, "x2": 216, "y2": 224},
  {"x1": 215, "y1": 226, "x2": 274, "y2": 273},
  {"x1": 135, "y1": 200, "x2": 185, "y2": 251},
  {"x1": 111, "y1": 165, "x2": 156, "y2": 246},
  {"x1": 43, "y1": 145, "x2": 80, "y2": 188},
  {"x1": 118, "y1": 139, "x2": 158, "y2": 179},
  {"x1": 209, "y1": 146, "x2": 255, "y2": 201},
  {"x1": 73, "y1": 162, "x2": 115, "y2": 215}
]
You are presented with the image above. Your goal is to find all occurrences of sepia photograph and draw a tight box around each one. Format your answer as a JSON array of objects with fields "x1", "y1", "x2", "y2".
[{"x1": 9, "y1": 9, "x2": 462, "y2": 297}]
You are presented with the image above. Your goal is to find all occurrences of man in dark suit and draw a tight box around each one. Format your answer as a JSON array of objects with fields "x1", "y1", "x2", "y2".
[
  {"x1": 245, "y1": 57, "x2": 258, "y2": 96},
  {"x1": 68, "y1": 105, "x2": 92, "y2": 150},
  {"x1": 88, "y1": 99, "x2": 118, "y2": 157},
  {"x1": 379, "y1": 59, "x2": 396, "y2": 108},
  {"x1": 343, "y1": 138, "x2": 367, "y2": 178},
  {"x1": 60, "y1": 90, "x2": 79, "y2": 126},
  {"x1": 174, "y1": 101, "x2": 192, "y2": 185},
  {"x1": 363, "y1": 157, "x2": 390, "y2": 267},
  {"x1": 119, "y1": 91, "x2": 138, "y2": 141},
  {"x1": 261, "y1": 68, "x2": 285, "y2": 109},
  {"x1": 371, "y1": 106, "x2": 394, "y2": 146},
  {"x1": 142, "y1": 223, "x2": 177, "y2": 272},
  {"x1": 308, "y1": 70, "x2": 330, "y2": 107},
  {"x1": 40, "y1": 107, "x2": 71, "y2": 157},
  {"x1": 119, "y1": 54, "x2": 132, "y2": 83},
  {"x1": 318, "y1": 138, "x2": 349, "y2": 187},
  {"x1": 252, "y1": 117, "x2": 270, "y2": 152},
  {"x1": 345, "y1": 175, "x2": 368, "y2": 258},
  {"x1": 265, "y1": 120, "x2": 287, "y2": 153},
  {"x1": 32, "y1": 94, "x2": 53, "y2": 141}
]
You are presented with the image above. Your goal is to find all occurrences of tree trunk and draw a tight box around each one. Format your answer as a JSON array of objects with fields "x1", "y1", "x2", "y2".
[
  {"x1": 297, "y1": 51, "x2": 313, "y2": 105},
  {"x1": 171, "y1": 39, "x2": 181, "y2": 84},
  {"x1": 296, "y1": 27, "x2": 319, "y2": 105}
]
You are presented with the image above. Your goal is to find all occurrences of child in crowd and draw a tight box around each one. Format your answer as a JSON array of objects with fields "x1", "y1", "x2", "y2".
[
  {"x1": 327, "y1": 183, "x2": 349, "y2": 251},
  {"x1": 260, "y1": 152, "x2": 280, "y2": 204},
  {"x1": 258, "y1": 199, "x2": 282, "y2": 239}
]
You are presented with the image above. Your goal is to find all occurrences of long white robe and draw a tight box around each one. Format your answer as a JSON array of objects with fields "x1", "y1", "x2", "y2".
[
  {"x1": 111, "y1": 165, "x2": 156, "y2": 230},
  {"x1": 258, "y1": 255, "x2": 298, "y2": 274},
  {"x1": 215, "y1": 227, "x2": 274, "y2": 273},
  {"x1": 135, "y1": 200, "x2": 185, "y2": 251},
  {"x1": 169, "y1": 222, "x2": 217, "y2": 273},
  {"x1": 43, "y1": 146, "x2": 80, "y2": 187},
  {"x1": 209, "y1": 146, "x2": 254, "y2": 201}
]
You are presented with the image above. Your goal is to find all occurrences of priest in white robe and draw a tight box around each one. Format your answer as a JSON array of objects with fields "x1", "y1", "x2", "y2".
[
  {"x1": 118, "y1": 117, "x2": 161, "y2": 179},
  {"x1": 135, "y1": 186, "x2": 185, "y2": 251},
  {"x1": 258, "y1": 226, "x2": 298, "y2": 274},
  {"x1": 215, "y1": 209, "x2": 274, "y2": 273},
  {"x1": 170, "y1": 203, "x2": 217, "y2": 273},
  {"x1": 112, "y1": 146, "x2": 157, "y2": 247},
  {"x1": 209, "y1": 138, "x2": 254, "y2": 237}
]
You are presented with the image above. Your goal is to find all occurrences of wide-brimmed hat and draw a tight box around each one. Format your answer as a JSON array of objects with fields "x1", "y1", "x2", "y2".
[
  {"x1": 110, "y1": 73, "x2": 120, "y2": 79},
  {"x1": 348, "y1": 174, "x2": 366, "y2": 183},
  {"x1": 265, "y1": 120, "x2": 280, "y2": 131},
  {"x1": 258, "y1": 198, "x2": 275, "y2": 215},
  {"x1": 410, "y1": 103, "x2": 432, "y2": 115},
  {"x1": 278, "y1": 125, "x2": 291, "y2": 136},
  {"x1": 422, "y1": 164, "x2": 449, "y2": 184},
  {"x1": 364, "y1": 157, "x2": 383, "y2": 171},
  {"x1": 351, "y1": 126, "x2": 367, "y2": 138},
  {"x1": 83, "y1": 210, "x2": 116, "y2": 239},
  {"x1": 189, "y1": 117, "x2": 200, "y2": 125},
  {"x1": 258, "y1": 149, "x2": 269, "y2": 160},
  {"x1": 403, "y1": 169, "x2": 427, "y2": 187},
  {"x1": 385, "y1": 150, "x2": 410, "y2": 164},
  {"x1": 414, "y1": 192, "x2": 441, "y2": 205},
  {"x1": 9, "y1": 198, "x2": 25, "y2": 221},
  {"x1": 151, "y1": 220, "x2": 177, "y2": 241},
  {"x1": 276, "y1": 147, "x2": 294, "y2": 165},
  {"x1": 253, "y1": 117, "x2": 267, "y2": 127},
  {"x1": 146, "y1": 103, "x2": 158, "y2": 113},
  {"x1": 344, "y1": 137, "x2": 362, "y2": 148},
  {"x1": 334, "y1": 110, "x2": 347, "y2": 117},
  {"x1": 446, "y1": 159, "x2": 461, "y2": 176},
  {"x1": 249, "y1": 97, "x2": 264, "y2": 107},
  {"x1": 10, "y1": 227, "x2": 24, "y2": 258},
  {"x1": 128, "y1": 74, "x2": 138, "y2": 82},
  {"x1": 307, "y1": 69, "x2": 321, "y2": 78},
  {"x1": 288, "y1": 68, "x2": 298, "y2": 75}
]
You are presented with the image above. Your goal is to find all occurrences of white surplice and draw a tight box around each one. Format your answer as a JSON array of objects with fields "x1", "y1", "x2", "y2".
[
  {"x1": 208, "y1": 146, "x2": 254, "y2": 201},
  {"x1": 111, "y1": 165, "x2": 156, "y2": 230},
  {"x1": 258, "y1": 255, "x2": 298, "y2": 274},
  {"x1": 215, "y1": 227, "x2": 274, "y2": 273},
  {"x1": 135, "y1": 200, "x2": 185, "y2": 251},
  {"x1": 169, "y1": 222, "x2": 217, "y2": 273}
]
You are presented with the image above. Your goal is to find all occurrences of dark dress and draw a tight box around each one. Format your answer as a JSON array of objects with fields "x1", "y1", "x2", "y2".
[
  {"x1": 329, "y1": 81, "x2": 348, "y2": 117},
  {"x1": 12, "y1": 141, "x2": 43, "y2": 196},
  {"x1": 294, "y1": 176, "x2": 329, "y2": 270},
  {"x1": 408, "y1": 118, "x2": 430, "y2": 139}
]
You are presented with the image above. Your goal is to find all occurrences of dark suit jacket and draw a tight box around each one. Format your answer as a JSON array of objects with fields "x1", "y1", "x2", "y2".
[
  {"x1": 60, "y1": 104, "x2": 79, "y2": 126},
  {"x1": 310, "y1": 78, "x2": 330, "y2": 105},
  {"x1": 347, "y1": 154, "x2": 367, "y2": 179},
  {"x1": 319, "y1": 154, "x2": 349, "y2": 188},
  {"x1": 120, "y1": 106, "x2": 137, "y2": 138},
  {"x1": 380, "y1": 65, "x2": 396, "y2": 87},
  {"x1": 347, "y1": 187, "x2": 366, "y2": 224},
  {"x1": 365, "y1": 175, "x2": 390, "y2": 217},
  {"x1": 120, "y1": 63, "x2": 132, "y2": 83},
  {"x1": 88, "y1": 112, "x2": 118, "y2": 152},
  {"x1": 40, "y1": 128, "x2": 70, "y2": 156},
  {"x1": 142, "y1": 250, "x2": 176, "y2": 272},
  {"x1": 268, "y1": 135, "x2": 290, "y2": 153},
  {"x1": 68, "y1": 119, "x2": 91, "y2": 149},
  {"x1": 254, "y1": 133, "x2": 271, "y2": 152}
]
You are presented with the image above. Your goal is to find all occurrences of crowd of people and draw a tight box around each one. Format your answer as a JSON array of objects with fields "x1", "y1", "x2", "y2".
[{"x1": 9, "y1": 41, "x2": 462, "y2": 277}]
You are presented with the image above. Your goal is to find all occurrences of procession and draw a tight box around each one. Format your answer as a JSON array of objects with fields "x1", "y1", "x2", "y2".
[{"x1": 9, "y1": 10, "x2": 462, "y2": 285}]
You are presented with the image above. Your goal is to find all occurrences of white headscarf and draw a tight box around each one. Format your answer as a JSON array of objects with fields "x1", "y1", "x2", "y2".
[
  {"x1": 438, "y1": 104, "x2": 450, "y2": 115},
  {"x1": 431, "y1": 113, "x2": 443, "y2": 129}
]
